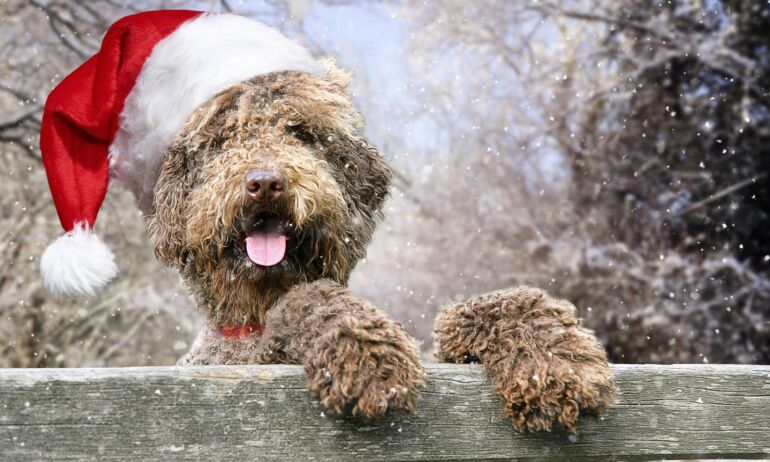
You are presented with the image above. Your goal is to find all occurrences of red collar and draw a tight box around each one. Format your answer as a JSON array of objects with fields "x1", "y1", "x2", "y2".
[{"x1": 213, "y1": 321, "x2": 264, "y2": 339}]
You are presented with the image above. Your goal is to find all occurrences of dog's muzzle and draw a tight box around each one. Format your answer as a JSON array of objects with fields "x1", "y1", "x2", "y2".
[{"x1": 241, "y1": 170, "x2": 291, "y2": 267}]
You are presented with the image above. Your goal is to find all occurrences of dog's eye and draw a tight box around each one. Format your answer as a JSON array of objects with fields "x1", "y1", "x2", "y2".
[{"x1": 286, "y1": 123, "x2": 318, "y2": 144}]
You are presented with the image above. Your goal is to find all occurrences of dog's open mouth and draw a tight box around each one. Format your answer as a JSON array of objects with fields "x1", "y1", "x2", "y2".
[{"x1": 243, "y1": 212, "x2": 289, "y2": 267}]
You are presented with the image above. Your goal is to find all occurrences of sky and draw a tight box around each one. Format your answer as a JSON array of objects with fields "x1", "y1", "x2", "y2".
[{"x1": 301, "y1": 1, "x2": 442, "y2": 160}]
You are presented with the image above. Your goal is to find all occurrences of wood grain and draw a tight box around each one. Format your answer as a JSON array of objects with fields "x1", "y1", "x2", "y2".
[{"x1": 0, "y1": 364, "x2": 768, "y2": 461}]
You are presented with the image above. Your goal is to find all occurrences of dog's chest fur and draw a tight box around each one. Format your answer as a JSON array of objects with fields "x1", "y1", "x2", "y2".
[{"x1": 179, "y1": 329, "x2": 271, "y2": 365}]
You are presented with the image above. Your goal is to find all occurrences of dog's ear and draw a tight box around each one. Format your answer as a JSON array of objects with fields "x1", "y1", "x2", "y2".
[
  {"x1": 324, "y1": 134, "x2": 392, "y2": 219},
  {"x1": 145, "y1": 85, "x2": 243, "y2": 268},
  {"x1": 324, "y1": 60, "x2": 391, "y2": 214},
  {"x1": 284, "y1": 60, "x2": 393, "y2": 218},
  {"x1": 145, "y1": 141, "x2": 193, "y2": 269}
]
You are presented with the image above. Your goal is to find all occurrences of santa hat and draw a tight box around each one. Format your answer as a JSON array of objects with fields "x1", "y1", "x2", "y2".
[{"x1": 39, "y1": 10, "x2": 322, "y2": 298}]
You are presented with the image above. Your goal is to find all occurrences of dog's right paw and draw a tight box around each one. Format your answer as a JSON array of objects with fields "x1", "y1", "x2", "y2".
[{"x1": 303, "y1": 314, "x2": 424, "y2": 419}]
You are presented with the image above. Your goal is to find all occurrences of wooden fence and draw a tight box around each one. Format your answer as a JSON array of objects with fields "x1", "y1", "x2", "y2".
[{"x1": 1, "y1": 364, "x2": 768, "y2": 461}]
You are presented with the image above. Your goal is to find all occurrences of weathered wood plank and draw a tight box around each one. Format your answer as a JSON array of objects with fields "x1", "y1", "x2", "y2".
[{"x1": 0, "y1": 364, "x2": 768, "y2": 461}]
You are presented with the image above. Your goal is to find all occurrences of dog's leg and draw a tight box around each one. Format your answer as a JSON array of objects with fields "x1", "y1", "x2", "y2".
[
  {"x1": 433, "y1": 286, "x2": 616, "y2": 432},
  {"x1": 257, "y1": 279, "x2": 424, "y2": 419}
]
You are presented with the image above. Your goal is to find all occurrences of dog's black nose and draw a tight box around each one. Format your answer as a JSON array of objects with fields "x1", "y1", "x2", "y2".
[{"x1": 245, "y1": 170, "x2": 284, "y2": 202}]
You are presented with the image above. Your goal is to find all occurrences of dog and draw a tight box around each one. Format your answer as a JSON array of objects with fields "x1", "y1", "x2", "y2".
[{"x1": 147, "y1": 63, "x2": 616, "y2": 429}]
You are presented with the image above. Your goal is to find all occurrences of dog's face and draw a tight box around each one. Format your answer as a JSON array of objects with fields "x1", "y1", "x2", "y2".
[{"x1": 145, "y1": 64, "x2": 391, "y2": 324}]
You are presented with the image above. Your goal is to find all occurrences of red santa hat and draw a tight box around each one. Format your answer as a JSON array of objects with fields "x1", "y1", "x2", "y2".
[{"x1": 39, "y1": 10, "x2": 321, "y2": 298}]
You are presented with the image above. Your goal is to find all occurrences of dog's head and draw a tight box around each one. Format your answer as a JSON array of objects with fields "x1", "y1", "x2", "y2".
[{"x1": 144, "y1": 62, "x2": 391, "y2": 323}]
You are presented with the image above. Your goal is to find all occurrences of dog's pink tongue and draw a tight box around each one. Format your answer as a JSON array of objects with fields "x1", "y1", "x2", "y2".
[{"x1": 245, "y1": 232, "x2": 286, "y2": 266}]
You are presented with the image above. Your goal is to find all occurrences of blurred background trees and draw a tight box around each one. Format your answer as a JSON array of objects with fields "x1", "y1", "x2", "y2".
[
  {"x1": 0, "y1": 0, "x2": 203, "y2": 367},
  {"x1": 1, "y1": 0, "x2": 768, "y2": 367}
]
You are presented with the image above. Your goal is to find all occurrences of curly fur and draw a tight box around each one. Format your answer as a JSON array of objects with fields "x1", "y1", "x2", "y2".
[
  {"x1": 146, "y1": 62, "x2": 390, "y2": 325},
  {"x1": 434, "y1": 286, "x2": 617, "y2": 433},
  {"x1": 262, "y1": 279, "x2": 424, "y2": 417},
  {"x1": 144, "y1": 59, "x2": 614, "y2": 429},
  {"x1": 146, "y1": 62, "x2": 422, "y2": 418},
  {"x1": 179, "y1": 279, "x2": 424, "y2": 418}
]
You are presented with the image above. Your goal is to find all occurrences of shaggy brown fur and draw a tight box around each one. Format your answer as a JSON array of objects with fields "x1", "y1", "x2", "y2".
[
  {"x1": 145, "y1": 62, "x2": 423, "y2": 418},
  {"x1": 147, "y1": 62, "x2": 390, "y2": 326},
  {"x1": 144, "y1": 59, "x2": 614, "y2": 428},
  {"x1": 180, "y1": 279, "x2": 424, "y2": 418},
  {"x1": 434, "y1": 286, "x2": 617, "y2": 433}
]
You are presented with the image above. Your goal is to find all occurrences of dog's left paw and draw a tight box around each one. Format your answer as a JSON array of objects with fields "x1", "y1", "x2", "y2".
[
  {"x1": 487, "y1": 330, "x2": 617, "y2": 433},
  {"x1": 304, "y1": 313, "x2": 424, "y2": 419},
  {"x1": 434, "y1": 286, "x2": 617, "y2": 432}
]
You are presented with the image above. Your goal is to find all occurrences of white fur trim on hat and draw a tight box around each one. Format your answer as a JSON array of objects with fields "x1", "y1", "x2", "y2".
[
  {"x1": 109, "y1": 13, "x2": 323, "y2": 211},
  {"x1": 40, "y1": 222, "x2": 118, "y2": 298}
]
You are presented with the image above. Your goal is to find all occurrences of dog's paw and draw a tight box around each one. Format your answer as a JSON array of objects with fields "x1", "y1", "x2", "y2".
[
  {"x1": 435, "y1": 286, "x2": 616, "y2": 432},
  {"x1": 487, "y1": 329, "x2": 616, "y2": 433},
  {"x1": 303, "y1": 314, "x2": 424, "y2": 419}
]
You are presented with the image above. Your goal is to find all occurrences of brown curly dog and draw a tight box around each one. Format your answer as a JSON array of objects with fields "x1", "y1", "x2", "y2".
[
  {"x1": 146, "y1": 59, "x2": 614, "y2": 428},
  {"x1": 434, "y1": 287, "x2": 617, "y2": 432},
  {"x1": 145, "y1": 62, "x2": 423, "y2": 418}
]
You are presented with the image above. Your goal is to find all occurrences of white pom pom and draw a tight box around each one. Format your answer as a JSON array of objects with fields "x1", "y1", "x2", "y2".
[{"x1": 40, "y1": 222, "x2": 118, "y2": 298}]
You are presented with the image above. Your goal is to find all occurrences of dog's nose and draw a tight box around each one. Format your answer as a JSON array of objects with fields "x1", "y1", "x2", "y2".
[{"x1": 245, "y1": 170, "x2": 284, "y2": 202}]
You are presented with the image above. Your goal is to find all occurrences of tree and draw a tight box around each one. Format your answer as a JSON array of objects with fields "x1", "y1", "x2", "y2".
[
  {"x1": 0, "y1": 0, "x2": 214, "y2": 367},
  {"x1": 393, "y1": 0, "x2": 770, "y2": 363}
]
